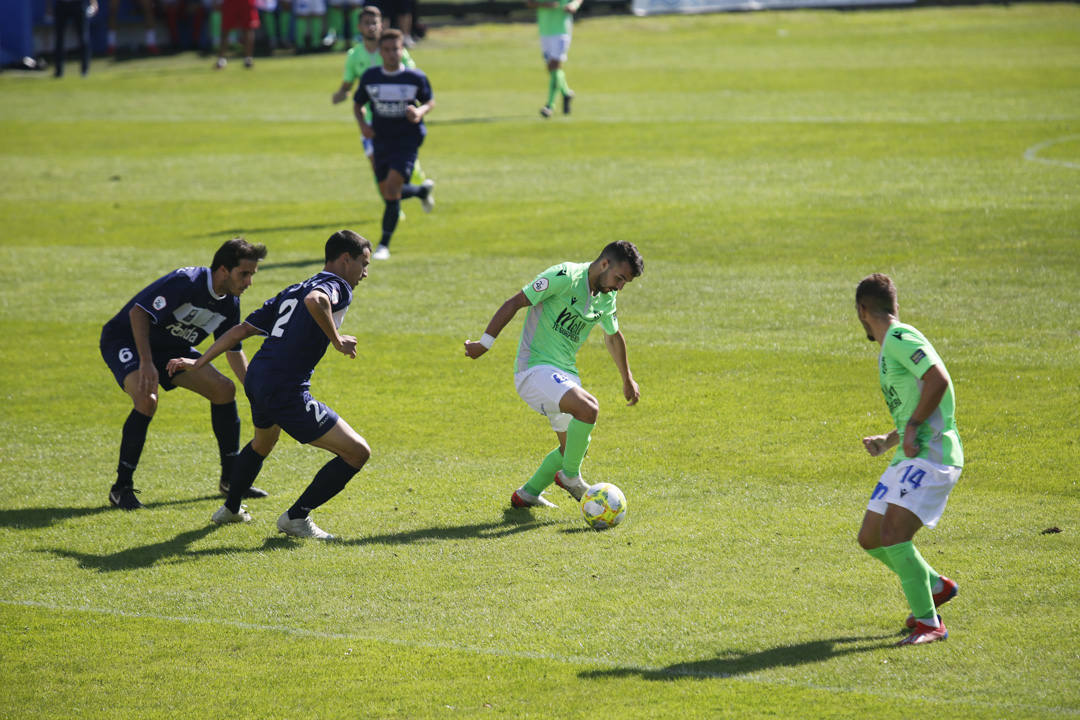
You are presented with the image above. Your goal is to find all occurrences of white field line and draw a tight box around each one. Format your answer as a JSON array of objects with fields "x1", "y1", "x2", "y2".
[
  {"x1": 4, "y1": 599, "x2": 1078, "y2": 715},
  {"x1": 1024, "y1": 135, "x2": 1080, "y2": 170}
]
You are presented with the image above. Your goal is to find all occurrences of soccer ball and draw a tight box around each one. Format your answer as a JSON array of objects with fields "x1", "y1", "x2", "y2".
[{"x1": 580, "y1": 483, "x2": 627, "y2": 530}]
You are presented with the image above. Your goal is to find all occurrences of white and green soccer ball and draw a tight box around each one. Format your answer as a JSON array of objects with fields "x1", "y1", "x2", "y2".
[{"x1": 580, "y1": 483, "x2": 627, "y2": 530}]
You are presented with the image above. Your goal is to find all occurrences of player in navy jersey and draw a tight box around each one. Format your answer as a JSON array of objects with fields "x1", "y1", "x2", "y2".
[
  {"x1": 99, "y1": 238, "x2": 268, "y2": 510},
  {"x1": 168, "y1": 230, "x2": 373, "y2": 540},
  {"x1": 353, "y1": 28, "x2": 435, "y2": 261}
]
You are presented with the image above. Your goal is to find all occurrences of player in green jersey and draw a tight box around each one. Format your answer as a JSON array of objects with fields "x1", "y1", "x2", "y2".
[
  {"x1": 332, "y1": 6, "x2": 425, "y2": 233},
  {"x1": 855, "y1": 273, "x2": 964, "y2": 647},
  {"x1": 464, "y1": 241, "x2": 643, "y2": 508},
  {"x1": 527, "y1": 0, "x2": 581, "y2": 118}
]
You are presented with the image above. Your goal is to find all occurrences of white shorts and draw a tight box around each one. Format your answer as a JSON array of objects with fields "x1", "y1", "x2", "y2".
[
  {"x1": 255, "y1": 0, "x2": 277, "y2": 11},
  {"x1": 866, "y1": 458, "x2": 961, "y2": 529},
  {"x1": 540, "y1": 34, "x2": 571, "y2": 63},
  {"x1": 514, "y1": 364, "x2": 580, "y2": 432}
]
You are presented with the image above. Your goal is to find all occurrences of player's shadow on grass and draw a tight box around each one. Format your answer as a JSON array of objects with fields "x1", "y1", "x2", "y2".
[
  {"x1": 580, "y1": 634, "x2": 896, "y2": 681},
  {"x1": 342, "y1": 508, "x2": 561, "y2": 546},
  {"x1": 0, "y1": 496, "x2": 210, "y2": 529},
  {"x1": 46, "y1": 523, "x2": 251, "y2": 572}
]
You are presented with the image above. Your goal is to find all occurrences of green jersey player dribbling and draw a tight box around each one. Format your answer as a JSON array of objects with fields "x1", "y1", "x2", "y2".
[
  {"x1": 855, "y1": 273, "x2": 964, "y2": 647},
  {"x1": 464, "y1": 241, "x2": 643, "y2": 508}
]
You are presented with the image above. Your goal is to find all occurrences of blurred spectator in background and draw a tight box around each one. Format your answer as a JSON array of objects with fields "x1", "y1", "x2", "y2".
[
  {"x1": 215, "y1": 0, "x2": 258, "y2": 67},
  {"x1": 163, "y1": 0, "x2": 207, "y2": 50},
  {"x1": 51, "y1": 0, "x2": 97, "y2": 76},
  {"x1": 107, "y1": 0, "x2": 159, "y2": 53},
  {"x1": 322, "y1": 0, "x2": 361, "y2": 50},
  {"x1": 292, "y1": 0, "x2": 325, "y2": 52},
  {"x1": 375, "y1": 0, "x2": 416, "y2": 46}
]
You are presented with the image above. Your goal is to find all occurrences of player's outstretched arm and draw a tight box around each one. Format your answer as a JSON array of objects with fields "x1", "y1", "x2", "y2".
[
  {"x1": 862, "y1": 430, "x2": 899, "y2": 457},
  {"x1": 304, "y1": 290, "x2": 358, "y2": 359},
  {"x1": 464, "y1": 291, "x2": 531, "y2": 359},
  {"x1": 604, "y1": 330, "x2": 639, "y2": 405},
  {"x1": 166, "y1": 323, "x2": 260, "y2": 377}
]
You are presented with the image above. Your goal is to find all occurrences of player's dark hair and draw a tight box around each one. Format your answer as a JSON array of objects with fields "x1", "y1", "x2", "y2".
[
  {"x1": 360, "y1": 5, "x2": 381, "y2": 20},
  {"x1": 325, "y1": 230, "x2": 371, "y2": 262},
  {"x1": 856, "y1": 273, "x2": 898, "y2": 317},
  {"x1": 379, "y1": 28, "x2": 404, "y2": 45},
  {"x1": 598, "y1": 241, "x2": 644, "y2": 278},
  {"x1": 211, "y1": 237, "x2": 268, "y2": 272}
]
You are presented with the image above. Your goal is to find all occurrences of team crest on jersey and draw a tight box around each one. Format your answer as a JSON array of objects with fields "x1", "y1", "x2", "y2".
[
  {"x1": 533, "y1": 278, "x2": 549, "y2": 292},
  {"x1": 910, "y1": 349, "x2": 926, "y2": 364},
  {"x1": 153, "y1": 296, "x2": 167, "y2": 311}
]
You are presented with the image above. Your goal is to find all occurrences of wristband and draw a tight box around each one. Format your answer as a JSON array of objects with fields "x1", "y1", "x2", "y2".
[{"x1": 479, "y1": 333, "x2": 496, "y2": 349}]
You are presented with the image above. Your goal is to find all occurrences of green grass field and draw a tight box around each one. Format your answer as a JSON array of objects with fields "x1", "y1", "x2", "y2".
[{"x1": 2, "y1": 4, "x2": 1079, "y2": 718}]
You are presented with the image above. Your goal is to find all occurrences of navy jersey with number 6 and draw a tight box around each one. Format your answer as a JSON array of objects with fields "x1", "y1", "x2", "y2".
[
  {"x1": 353, "y1": 66, "x2": 433, "y2": 149},
  {"x1": 243, "y1": 271, "x2": 353, "y2": 388},
  {"x1": 101, "y1": 266, "x2": 242, "y2": 353}
]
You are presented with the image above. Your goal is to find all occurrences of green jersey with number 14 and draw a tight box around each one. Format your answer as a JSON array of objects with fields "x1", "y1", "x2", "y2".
[
  {"x1": 879, "y1": 322, "x2": 964, "y2": 468},
  {"x1": 516, "y1": 261, "x2": 619, "y2": 376}
]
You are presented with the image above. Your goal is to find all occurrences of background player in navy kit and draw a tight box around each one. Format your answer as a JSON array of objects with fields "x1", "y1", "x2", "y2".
[
  {"x1": 353, "y1": 28, "x2": 435, "y2": 261},
  {"x1": 168, "y1": 230, "x2": 373, "y2": 540},
  {"x1": 99, "y1": 238, "x2": 268, "y2": 510}
]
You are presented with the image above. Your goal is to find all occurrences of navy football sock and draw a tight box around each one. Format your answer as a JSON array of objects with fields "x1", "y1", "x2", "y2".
[
  {"x1": 287, "y1": 456, "x2": 359, "y2": 519},
  {"x1": 381, "y1": 199, "x2": 401, "y2": 246},
  {"x1": 116, "y1": 409, "x2": 152, "y2": 486},
  {"x1": 210, "y1": 401, "x2": 241, "y2": 481},
  {"x1": 226, "y1": 442, "x2": 265, "y2": 513}
]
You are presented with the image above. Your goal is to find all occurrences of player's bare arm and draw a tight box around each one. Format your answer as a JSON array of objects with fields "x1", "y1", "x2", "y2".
[
  {"x1": 304, "y1": 290, "x2": 358, "y2": 359},
  {"x1": 332, "y1": 81, "x2": 352, "y2": 104},
  {"x1": 464, "y1": 291, "x2": 531, "y2": 359},
  {"x1": 604, "y1": 330, "x2": 639, "y2": 406},
  {"x1": 354, "y1": 101, "x2": 375, "y2": 139},
  {"x1": 225, "y1": 349, "x2": 249, "y2": 385},
  {"x1": 406, "y1": 99, "x2": 435, "y2": 124},
  {"x1": 128, "y1": 305, "x2": 158, "y2": 396},
  {"x1": 862, "y1": 430, "x2": 899, "y2": 457},
  {"x1": 902, "y1": 363, "x2": 950, "y2": 458},
  {"x1": 565, "y1": 0, "x2": 581, "y2": 13},
  {"x1": 167, "y1": 323, "x2": 260, "y2": 377}
]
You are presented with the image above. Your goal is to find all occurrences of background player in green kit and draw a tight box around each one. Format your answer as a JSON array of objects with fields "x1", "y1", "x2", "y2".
[
  {"x1": 331, "y1": 6, "x2": 425, "y2": 221},
  {"x1": 463, "y1": 241, "x2": 643, "y2": 508},
  {"x1": 854, "y1": 273, "x2": 964, "y2": 647},
  {"x1": 527, "y1": 0, "x2": 581, "y2": 118}
]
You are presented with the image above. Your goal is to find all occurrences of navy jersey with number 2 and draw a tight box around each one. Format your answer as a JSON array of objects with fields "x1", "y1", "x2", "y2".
[{"x1": 244, "y1": 271, "x2": 354, "y2": 389}]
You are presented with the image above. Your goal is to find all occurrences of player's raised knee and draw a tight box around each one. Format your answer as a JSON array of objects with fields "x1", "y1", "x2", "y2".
[{"x1": 343, "y1": 438, "x2": 371, "y2": 469}]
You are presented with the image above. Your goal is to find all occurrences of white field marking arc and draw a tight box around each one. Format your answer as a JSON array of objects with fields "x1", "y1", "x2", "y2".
[
  {"x1": 3, "y1": 598, "x2": 1078, "y2": 716},
  {"x1": 1023, "y1": 135, "x2": 1080, "y2": 170}
]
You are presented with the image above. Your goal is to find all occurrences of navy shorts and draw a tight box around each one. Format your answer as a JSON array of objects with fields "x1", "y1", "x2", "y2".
[
  {"x1": 373, "y1": 145, "x2": 419, "y2": 183},
  {"x1": 100, "y1": 328, "x2": 197, "y2": 392},
  {"x1": 244, "y1": 376, "x2": 340, "y2": 445}
]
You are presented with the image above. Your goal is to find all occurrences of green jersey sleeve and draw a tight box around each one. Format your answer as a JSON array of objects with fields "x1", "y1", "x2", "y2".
[
  {"x1": 883, "y1": 326, "x2": 941, "y2": 380},
  {"x1": 522, "y1": 264, "x2": 574, "y2": 305}
]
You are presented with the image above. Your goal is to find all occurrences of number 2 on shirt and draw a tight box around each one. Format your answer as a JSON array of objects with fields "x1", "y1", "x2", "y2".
[{"x1": 271, "y1": 298, "x2": 298, "y2": 338}]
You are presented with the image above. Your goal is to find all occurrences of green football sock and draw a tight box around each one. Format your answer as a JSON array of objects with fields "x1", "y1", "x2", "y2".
[
  {"x1": 883, "y1": 541, "x2": 935, "y2": 621},
  {"x1": 279, "y1": 10, "x2": 292, "y2": 43},
  {"x1": 311, "y1": 16, "x2": 323, "y2": 42},
  {"x1": 562, "y1": 418, "x2": 594, "y2": 478},
  {"x1": 523, "y1": 448, "x2": 564, "y2": 496},
  {"x1": 263, "y1": 12, "x2": 278, "y2": 44},
  {"x1": 410, "y1": 159, "x2": 426, "y2": 184},
  {"x1": 209, "y1": 10, "x2": 222, "y2": 48},
  {"x1": 556, "y1": 69, "x2": 571, "y2": 96},
  {"x1": 327, "y1": 7, "x2": 343, "y2": 37},
  {"x1": 864, "y1": 545, "x2": 896, "y2": 572},
  {"x1": 295, "y1": 17, "x2": 308, "y2": 47},
  {"x1": 546, "y1": 70, "x2": 558, "y2": 108},
  {"x1": 346, "y1": 7, "x2": 360, "y2": 41}
]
